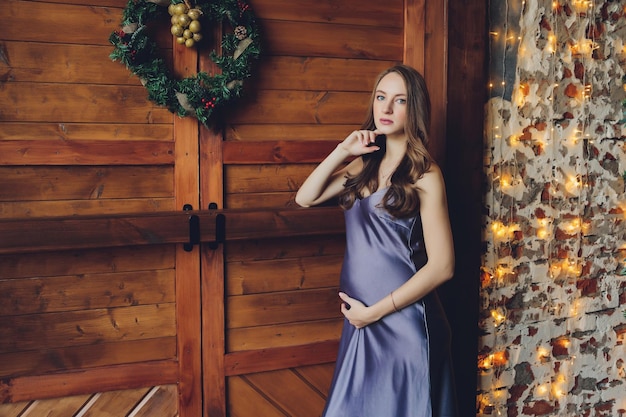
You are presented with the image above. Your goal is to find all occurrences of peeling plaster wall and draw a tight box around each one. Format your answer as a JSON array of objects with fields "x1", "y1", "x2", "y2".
[{"x1": 479, "y1": 0, "x2": 626, "y2": 416}]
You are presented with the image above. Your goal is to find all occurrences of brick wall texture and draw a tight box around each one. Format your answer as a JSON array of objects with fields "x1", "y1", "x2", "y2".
[{"x1": 479, "y1": 0, "x2": 626, "y2": 416}]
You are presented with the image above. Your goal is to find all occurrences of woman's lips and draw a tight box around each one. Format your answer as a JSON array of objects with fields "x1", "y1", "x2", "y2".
[{"x1": 379, "y1": 118, "x2": 393, "y2": 125}]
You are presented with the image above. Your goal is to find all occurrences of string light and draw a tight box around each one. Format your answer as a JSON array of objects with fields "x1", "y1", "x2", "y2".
[{"x1": 480, "y1": 0, "x2": 621, "y2": 413}]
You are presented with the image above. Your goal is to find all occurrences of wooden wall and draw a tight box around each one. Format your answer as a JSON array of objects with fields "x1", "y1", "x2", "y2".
[
  {"x1": 1, "y1": 0, "x2": 183, "y2": 415},
  {"x1": 0, "y1": 0, "x2": 448, "y2": 416},
  {"x1": 215, "y1": 2, "x2": 406, "y2": 416},
  {"x1": 0, "y1": 0, "x2": 177, "y2": 376}
]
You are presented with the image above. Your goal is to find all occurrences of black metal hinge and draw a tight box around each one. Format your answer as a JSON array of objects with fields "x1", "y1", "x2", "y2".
[
  {"x1": 183, "y1": 204, "x2": 200, "y2": 252},
  {"x1": 208, "y1": 202, "x2": 225, "y2": 250}
]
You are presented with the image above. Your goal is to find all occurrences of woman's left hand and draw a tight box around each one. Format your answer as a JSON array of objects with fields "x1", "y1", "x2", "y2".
[{"x1": 339, "y1": 292, "x2": 377, "y2": 329}]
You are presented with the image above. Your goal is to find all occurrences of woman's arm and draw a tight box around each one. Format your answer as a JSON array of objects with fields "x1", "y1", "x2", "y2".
[
  {"x1": 340, "y1": 164, "x2": 455, "y2": 328},
  {"x1": 295, "y1": 130, "x2": 381, "y2": 207}
]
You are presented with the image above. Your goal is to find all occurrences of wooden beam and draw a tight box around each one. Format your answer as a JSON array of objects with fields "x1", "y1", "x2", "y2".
[
  {"x1": 173, "y1": 38, "x2": 202, "y2": 417},
  {"x1": 0, "y1": 212, "x2": 190, "y2": 254},
  {"x1": 0, "y1": 140, "x2": 174, "y2": 166},
  {"x1": 199, "y1": 22, "x2": 227, "y2": 414},
  {"x1": 223, "y1": 341, "x2": 339, "y2": 376},
  {"x1": 403, "y1": 0, "x2": 448, "y2": 165},
  {"x1": 403, "y1": 0, "x2": 426, "y2": 71},
  {"x1": 424, "y1": 0, "x2": 448, "y2": 166},
  {"x1": 0, "y1": 207, "x2": 345, "y2": 253},
  {"x1": 223, "y1": 140, "x2": 338, "y2": 164},
  {"x1": 0, "y1": 360, "x2": 178, "y2": 404}
]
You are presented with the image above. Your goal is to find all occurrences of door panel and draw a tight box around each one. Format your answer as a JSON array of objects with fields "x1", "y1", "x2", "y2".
[{"x1": 0, "y1": 1, "x2": 446, "y2": 416}]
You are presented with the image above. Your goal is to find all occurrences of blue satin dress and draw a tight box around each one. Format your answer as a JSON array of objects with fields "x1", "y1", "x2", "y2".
[{"x1": 322, "y1": 188, "x2": 457, "y2": 417}]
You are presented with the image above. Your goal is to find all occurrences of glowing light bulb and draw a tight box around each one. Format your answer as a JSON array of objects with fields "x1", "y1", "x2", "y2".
[
  {"x1": 500, "y1": 174, "x2": 512, "y2": 189},
  {"x1": 537, "y1": 384, "x2": 549, "y2": 396},
  {"x1": 491, "y1": 308, "x2": 507, "y2": 327},
  {"x1": 565, "y1": 175, "x2": 581, "y2": 194},
  {"x1": 537, "y1": 346, "x2": 550, "y2": 360},
  {"x1": 564, "y1": 218, "x2": 581, "y2": 233}
]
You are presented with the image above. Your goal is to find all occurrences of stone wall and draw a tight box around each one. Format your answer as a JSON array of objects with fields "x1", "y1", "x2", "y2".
[{"x1": 479, "y1": 0, "x2": 626, "y2": 415}]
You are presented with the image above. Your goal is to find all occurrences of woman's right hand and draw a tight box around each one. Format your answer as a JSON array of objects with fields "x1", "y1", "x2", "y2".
[{"x1": 338, "y1": 130, "x2": 382, "y2": 156}]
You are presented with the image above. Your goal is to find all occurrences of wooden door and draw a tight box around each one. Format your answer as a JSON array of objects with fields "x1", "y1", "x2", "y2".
[
  {"x1": 0, "y1": 0, "x2": 446, "y2": 416},
  {"x1": 198, "y1": 1, "x2": 447, "y2": 416}
]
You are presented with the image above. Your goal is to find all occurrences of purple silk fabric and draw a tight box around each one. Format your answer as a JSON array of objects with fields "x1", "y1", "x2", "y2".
[{"x1": 322, "y1": 188, "x2": 458, "y2": 417}]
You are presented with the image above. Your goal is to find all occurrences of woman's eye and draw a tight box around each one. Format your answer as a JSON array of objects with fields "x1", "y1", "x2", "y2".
[
  {"x1": 396, "y1": 98, "x2": 406, "y2": 104},
  {"x1": 376, "y1": 95, "x2": 385, "y2": 101}
]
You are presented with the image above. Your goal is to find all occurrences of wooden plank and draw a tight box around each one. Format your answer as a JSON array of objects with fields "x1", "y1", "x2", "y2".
[
  {"x1": 18, "y1": 394, "x2": 92, "y2": 416},
  {"x1": 224, "y1": 341, "x2": 339, "y2": 376},
  {"x1": 224, "y1": 192, "x2": 299, "y2": 210},
  {"x1": 225, "y1": 164, "x2": 316, "y2": 193},
  {"x1": 242, "y1": 369, "x2": 327, "y2": 417},
  {"x1": 226, "y1": 255, "x2": 342, "y2": 295},
  {"x1": 225, "y1": 235, "x2": 345, "y2": 263},
  {"x1": 226, "y1": 288, "x2": 341, "y2": 328},
  {"x1": 29, "y1": 0, "x2": 124, "y2": 6},
  {"x1": 227, "y1": 319, "x2": 342, "y2": 352},
  {"x1": 223, "y1": 140, "x2": 337, "y2": 164},
  {"x1": 0, "y1": 198, "x2": 175, "y2": 219},
  {"x1": 0, "y1": 269, "x2": 175, "y2": 316},
  {"x1": 0, "y1": 361, "x2": 178, "y2": 403},
  {"x1": 0, "y1": 303, "x2": 176, "y2": 353},
  {"x1": 0, "y1": 140, "x2": 174, "y2": 166},
  {"x1": 423, "y1": 0, "x2": 448, "y2": 165},
  {"x1": 1, "y1": 1, "x2": 132, "y2": 45},
  {"x1": 0, "y1": 401, "x2": 30, "y2": 417},
  {"x1": 262, "y1": 20, "x2": 403, "y2": 60},
  {"x1": 0, "y1": 337, "x2": 176, "y2": 378},
  {"x1": 128, "y1": 385, "x2": 178, "y2": 417},
  {"x1": 0, "y1": 207, "x2": 345, "y2": 254},
  {"x1": 199, "y1": 31, "x2": 227, "y2": 415},
  {"x1": 0, "y1": 213, "x2": 188, "y2": 254},
  {"x1": 0, "y1": 166, "x2": 174, "y2": 201},
  {"x1": 228, "y1": 377, "x2": 286, "y2": 417},
  {"x1": 0, "y1": 41, "x2": 143, "y2": 85},
  {"x1": 253, "y1": 56, "x2": 395, "y2": 92},
  {"x1": 81, "y1": 388, "x2": 151, "y2": 417},
  {"x1": 225, "y1": 123, "x2": 357, "y2": 141},
  {"x1": 0, "y1": 122, "x2": 173, "y2": 142},
  {"x1": 404, "y1": 0, "x2": 426, "y2": 72},
  {"x1": 173, "y1": 38, "x2": 202, "y2": 417},
  {"x1": 222, "y1": 207, "x2": 345, "y2": 241},
  {"x1": 0, "y1": 245, "x2": 175, "y2": 279},
  {"x1": 294, "y1": 364, "x2": 335, "y2": 398},
  {"x1": 250, "y1": 0, "x2": 403, "y2": 27},
  {"x1": 0, "y1": 83, "x2": 173, "y2": 123},
  {"x1": 226, "y1": 90, "x2": 370, "y2": 125}
]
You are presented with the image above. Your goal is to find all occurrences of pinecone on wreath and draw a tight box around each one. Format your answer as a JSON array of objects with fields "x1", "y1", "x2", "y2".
[{"x1": 234, "y1": 25, "x2": 248, "y2": 40}]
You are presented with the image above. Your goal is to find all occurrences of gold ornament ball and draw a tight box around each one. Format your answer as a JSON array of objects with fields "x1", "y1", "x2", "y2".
[
  {"x1": 178, "y1": 14, "x2": 191, "y2": 28},
  {"x1": 185, "y1": 38, "x2": 195, "y2": 48},
  {"x1": 171, "y1": 24, "x2": 184, "y2": 36},
  {"x1": 188, "y1": 20, "x2": 201, "y2": 33},
  {"x1": 187, "y1": 9, "x2": 201, "y2": 20},
  {"x1": 173, "y1": 3, "x2": 187, "y2": 15}
]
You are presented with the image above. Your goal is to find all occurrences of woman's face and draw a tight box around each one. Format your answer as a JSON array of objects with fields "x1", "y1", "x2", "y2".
[{"x1": 373, "y1": 72, "x2": 408, "y2": 139}]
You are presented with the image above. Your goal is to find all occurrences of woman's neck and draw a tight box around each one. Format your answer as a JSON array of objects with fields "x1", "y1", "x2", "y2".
[{"x1": 382, "y1": 135, "x2": 407, "y2": 165}]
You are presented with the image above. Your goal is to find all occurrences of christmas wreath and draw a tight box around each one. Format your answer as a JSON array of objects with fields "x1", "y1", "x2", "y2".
[{"x1": 109, "y1": 0, "x2": 260, "y2": 126}]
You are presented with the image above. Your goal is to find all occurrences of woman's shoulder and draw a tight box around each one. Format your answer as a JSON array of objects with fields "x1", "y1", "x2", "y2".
[{"x1": 415, "y1": 163, "x2": 446, "y2": 194}]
